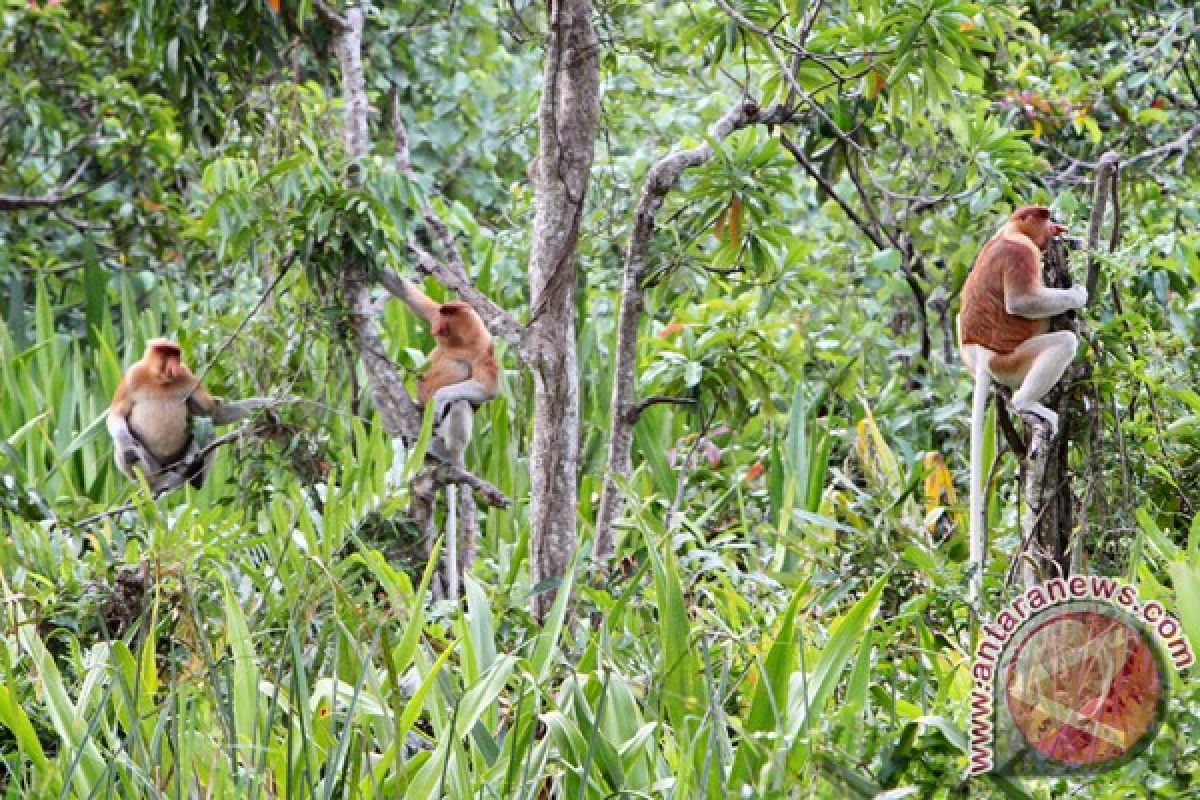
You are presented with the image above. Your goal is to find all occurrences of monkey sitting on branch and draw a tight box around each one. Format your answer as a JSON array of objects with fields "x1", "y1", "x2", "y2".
[
  {"x1": 392, "y1": 277, "x2": 502, "y2": 600},
  {"x1": 107, "y1": 338, "x2": 286, "y2": 493}
]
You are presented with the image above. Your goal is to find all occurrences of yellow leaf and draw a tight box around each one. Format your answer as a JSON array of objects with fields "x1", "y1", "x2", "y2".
[
  {"x1": 855, "y1": 401, "x2": 900, "y2": 488},
  {"x1": 922, "y1": 451, "x2": 957, "y2": 529},
  {"x1": 729, "y1": 193, "x2": 743, "y2": 244}
]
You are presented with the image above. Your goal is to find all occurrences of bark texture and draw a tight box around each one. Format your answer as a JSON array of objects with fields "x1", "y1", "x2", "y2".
[
  {"x1": 1018, "y1": 154, "x2": 1119, "y2": 588},
  {"x1": 527, "y1": 0, "x2": 600, "y2": 618},
  {"x1": 330, "y1": 5, "x2": 422, "y2": 444},
  {"x1": 593, "y1": 101, "x2": 791, "y2": 563}
]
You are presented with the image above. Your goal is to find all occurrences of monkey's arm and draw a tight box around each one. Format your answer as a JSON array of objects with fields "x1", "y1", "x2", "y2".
[
  {"x1": 108, "y1": 409, "x2": 168, "y2": 481},
  {"x1": 396, "y1": 278, "x2": 442, "y2": 326},
  {"x1": 1004, "y1": 257, "x2": 1087, "y2": 319},
  {"x1": 199, "y1": 396, "x2": 289, "y2": 425},
  {"x1": 106, "y1": 387, "x2": 145, "y2": 476}
]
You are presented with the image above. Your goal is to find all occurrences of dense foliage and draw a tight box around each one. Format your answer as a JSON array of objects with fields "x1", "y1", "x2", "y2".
[{"x1": 2, "y1": 0, "x2": 1198, "y2": 797}]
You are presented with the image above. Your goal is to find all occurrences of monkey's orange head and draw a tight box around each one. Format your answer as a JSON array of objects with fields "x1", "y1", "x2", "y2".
[
  {"x1": 432, "y1": 302, "x2": 481, "y2": 344},
  {"x1": 145, "y1": 338, "x2": 184, "y2": 383},
  {"x1": 1010, "y1": 206, "x2": 1067, "y2": 248}
]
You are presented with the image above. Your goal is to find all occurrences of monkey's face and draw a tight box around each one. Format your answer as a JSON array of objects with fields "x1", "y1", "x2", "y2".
[
  {"x1": 1035, "y1": 217, "x2": 1068, "y2": 248},
  {"x1": 1012, "y1": 207, "x2": 1066, "y2": 249},
  {"x1": 147, "y1": 341, "x2": 184, "y2": 383}
]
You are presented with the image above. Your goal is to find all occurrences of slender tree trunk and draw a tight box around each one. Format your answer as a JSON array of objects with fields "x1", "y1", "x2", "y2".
[
  {"x1": 593, "y1": 101, "x2": 790, "y2": 564},
  {"x1": 526, "y1": 0, "x2": 600, "y2": 619},
  {"x1": 328, "y1": 4, "x2": 421, "y2": 443},
  {"x1": 1019, "y1": 154, "x2": 1119, "y2": 587}
]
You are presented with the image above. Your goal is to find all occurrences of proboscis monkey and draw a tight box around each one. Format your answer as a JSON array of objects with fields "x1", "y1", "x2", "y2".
[
  {"x1": 395, "y1": 278, "x2": 501, "y2": 601},
  {"x1": 958, "y1": 206, "x2": 1087, "y2": 603},
  {"x1": 108, "y1": 339, "x2": 278, "y2": 492},
  {"x1": 394, "y1": 278, "x2": 499, "y2": 460}
]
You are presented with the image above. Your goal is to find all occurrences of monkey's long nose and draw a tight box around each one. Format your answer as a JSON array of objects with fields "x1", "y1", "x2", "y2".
[{"x1": 1051, "y1": 222, "x2": 1068, "y2": 236}]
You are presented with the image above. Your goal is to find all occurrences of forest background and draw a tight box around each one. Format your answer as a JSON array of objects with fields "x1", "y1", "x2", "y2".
[{"x1": 1, "y1": 0, "x2": 1199, "y2": 797}]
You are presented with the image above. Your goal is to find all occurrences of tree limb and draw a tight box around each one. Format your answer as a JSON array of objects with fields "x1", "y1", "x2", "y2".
[
  {"x1": 624, "y1": 395, "x2": 697, "y2": 424},
  {"x1": 385, "y1": 83, "x2": 525, "y2": 351},
  {"x1": 1084, "y1": 151, "x2": 1120, "y2": 301},
  {"x1": 593, "y1": 99, "x2": 793, "y2": 564},
  {"x1": 314, "y1": 0, "x2": 350, "y2": 31},
  {"x1": 431, "y1": 462, "x2": 510, "y2": 508},
  {"x1": 779, "y1": 133, "x2": 885, "y2": 249},
  {"x1": 0, "y1": 157, "x2": 93, "y2": 211}
]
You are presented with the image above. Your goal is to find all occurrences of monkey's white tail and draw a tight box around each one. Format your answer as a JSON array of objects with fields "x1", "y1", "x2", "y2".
[
  {"x1": 446, "y1": 485, "x2": 459, "y2": 602},
  {"x1": 968, "y1": 364, "x2": 992, "y2": 607}
]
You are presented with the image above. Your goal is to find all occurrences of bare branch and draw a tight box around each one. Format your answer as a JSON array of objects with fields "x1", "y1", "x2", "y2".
[
  {"x1": 1084, "y1": 151, "x2": 1120, "y2": 300},
  {"x1": 624, "y1": 395, "x2": 697, "y2": 424},
  {"x1": 715, "y1": 0, "x2": 862, "y2": 155},
  {"x1": 1123, "y1": 123, "x2": 1200, "y2": 168},
  {"x1": 431, "y1": 462, "x2": 510, "y2": 508},
  {"x1": 0, "y1": 157, "x2": 93, "y2": 211},
  {"x1": 779, "y1": 132, "x2": 884, "y2": 249},
  {"x1": 594, "y1": 99, "x2": 793, "y2": 563},
  {"x1": 188, "y1": 251, "x2": 297, "y2": 397}
]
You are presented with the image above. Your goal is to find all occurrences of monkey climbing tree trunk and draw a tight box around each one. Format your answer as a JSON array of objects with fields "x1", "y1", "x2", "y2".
[
  {"x1": 1017, "y1": 152, "x2": 1120, "y2": 588},
  {"x1": 526, "y1": 0, "x2": 600, "y2": 619}
]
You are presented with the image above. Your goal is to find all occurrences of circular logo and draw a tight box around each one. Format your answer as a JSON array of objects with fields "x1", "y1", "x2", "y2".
[{"x1": 1002, "y1": 606, "x2": 1166, "y2": 772}]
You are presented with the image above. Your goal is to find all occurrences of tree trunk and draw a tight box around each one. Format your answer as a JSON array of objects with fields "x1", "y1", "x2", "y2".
[
  {"x1": 526, "y1": 0, "x2": 600, "y2": 619},
  {"x1": 593, "y1": 100, "x2": 790, "y2": 564},
  {"x1": 328, "y1": 4, "x2": 421, "y2": 444},
  {"x1": 1019, "y1": 154, "x2": 1119, "y2": 587}
]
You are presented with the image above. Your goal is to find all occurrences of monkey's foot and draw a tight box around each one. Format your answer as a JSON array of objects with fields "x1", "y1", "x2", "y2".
[{"x1": 1014, "y1": 401, "x2": 1059, "y2": 437}]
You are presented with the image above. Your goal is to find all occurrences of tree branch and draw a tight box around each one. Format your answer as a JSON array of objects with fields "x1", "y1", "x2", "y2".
[
  {"x1": 0, "y1": 157, "x2": 93, "y2": 211},
  {"x1": 779, "y1": 133, "x2": 885, "y2": 249},
  {"x1": 1123, "y1": 123, "x2": 1200, "y2": 168},
  {"x1": 385, "y1": 83, "x2": 525, "y2": 351},
  {"x1": 1084, "y1": 151, "x2": 1120, "y2": 301},
  {"x1": 624, "y1": 395, "x2": 696, "y2": 424},
  {"x1": 314, "y1": 0, "x2": 350, "y2": 31},
  {"x1": 431, "y1": 462, "x2": 510, "y2": 508}
]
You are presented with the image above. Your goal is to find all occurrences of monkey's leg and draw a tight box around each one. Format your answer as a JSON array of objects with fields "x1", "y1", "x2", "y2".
[{"x1": 991, "y1": 331, "x2": 1078, "y2": 435}]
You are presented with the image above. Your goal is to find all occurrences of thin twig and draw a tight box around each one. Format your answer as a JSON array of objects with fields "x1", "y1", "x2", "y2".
[
  {"x1": 0, "y1": 156, "x2": 94, "y2": 211},
  {"x1": 188, "y1": 251, "x2": 297, "y2": 399}
]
